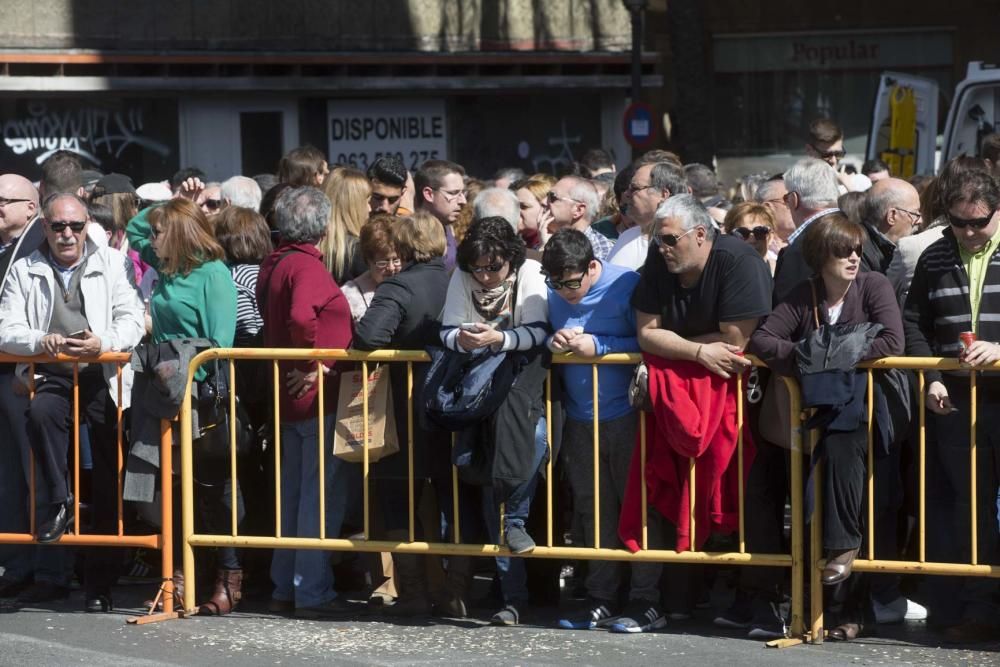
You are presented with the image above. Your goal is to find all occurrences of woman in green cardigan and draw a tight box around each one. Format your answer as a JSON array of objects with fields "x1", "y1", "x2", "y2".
[{"x1": 127, "y1": 198, "x2": 241, "y2": 615}]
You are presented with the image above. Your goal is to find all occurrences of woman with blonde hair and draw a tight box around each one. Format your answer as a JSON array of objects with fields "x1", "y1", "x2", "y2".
[
  {"x1": 511, "y1": 177, "x2": 554, "y2": 250},
  {"x1": 320, "y1": 166, "x2": 369, "y2": 285}
]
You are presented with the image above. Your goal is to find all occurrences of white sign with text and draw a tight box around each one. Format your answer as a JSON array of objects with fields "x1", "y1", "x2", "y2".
[{"x1": 328, "y1": 99, "x2": 447, "y2": 172}]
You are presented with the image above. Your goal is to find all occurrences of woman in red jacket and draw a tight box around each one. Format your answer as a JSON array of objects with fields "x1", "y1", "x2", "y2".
[
  {"x1": 749, "y1": 213, "x2": 904, "y2": 641},
  {"x1": 256, "y1": 186, "x2": 356, "y2": 620}
]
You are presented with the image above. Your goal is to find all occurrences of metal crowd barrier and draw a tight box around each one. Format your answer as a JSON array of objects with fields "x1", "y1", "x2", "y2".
[
  {"x1": 803, "y1": 357, "x2": 1000, "y2": 643},
  {"x1": 178, "y1": 349, "x2": 806, "y2": 644},
  {"x1": 0, "y1": 352, "x2": 178, "y2": 625}
]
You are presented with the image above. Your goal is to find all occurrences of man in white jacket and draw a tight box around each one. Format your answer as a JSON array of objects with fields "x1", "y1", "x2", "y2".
[{"x1": 0, "y1": 193, "x2": 144, "y2": 610}]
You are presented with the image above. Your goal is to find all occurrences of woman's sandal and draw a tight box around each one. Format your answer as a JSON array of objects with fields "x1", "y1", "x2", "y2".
[{"x1": 827, "y1": 622, "x2": 863, "y2": 641}]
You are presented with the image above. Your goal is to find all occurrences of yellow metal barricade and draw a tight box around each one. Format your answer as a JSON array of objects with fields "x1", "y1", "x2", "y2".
[
  {"x1": 804, "y1": 357, "x2": 1000, "y2": 643},
  {"x1": 0, "y1": 352, "x2": 178, "y2": 625},
  {"x1": 178, "y1": 348, "x2": 806, "y2": 642}
]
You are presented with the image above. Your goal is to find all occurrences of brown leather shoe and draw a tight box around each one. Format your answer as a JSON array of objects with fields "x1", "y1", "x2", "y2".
[
  {"x1": 822, "y1": 548, "x2": 858, "y2": 586},
  {"x1": 198, "y1": 569, "x2": 243, "y2": 616},
  {"x1": 145, "y1": 569, "x2": 184, "y2": 612},
  {"x1": 944, "y1": 620, "x2": 997, "y2": 644},
  {"x1": 827, "y1": 622, "x2": 864, "y2": 641}
]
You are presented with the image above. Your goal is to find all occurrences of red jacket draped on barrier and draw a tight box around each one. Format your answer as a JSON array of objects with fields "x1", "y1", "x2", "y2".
[{"x1": 619, "y1": 354, "x2": 755, "y2": 552}]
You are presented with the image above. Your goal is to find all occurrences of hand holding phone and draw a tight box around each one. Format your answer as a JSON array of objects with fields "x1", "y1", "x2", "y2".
[
  {"x1": 66, "y1": 329, "x2": 88, "y2": 340},
  {"x1": 459, "y1": 323, "x2": 483, "y2": 332}
]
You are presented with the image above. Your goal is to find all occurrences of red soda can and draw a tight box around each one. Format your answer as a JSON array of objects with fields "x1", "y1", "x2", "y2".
[{"x1": 960, "y1": 331, "x2": 977, "y2": 354}]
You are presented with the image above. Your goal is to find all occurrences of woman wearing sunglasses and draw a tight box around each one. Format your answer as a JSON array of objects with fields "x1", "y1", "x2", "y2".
[
  {"x1": 723, "y1": 202, "x2": 777, "y2": 275},
  {"x1": 438, "y1": 215, "x2": 549, "y2": 626},
  {"x1": 749, "y1": 213, "x2": 904, "y2": 641}
]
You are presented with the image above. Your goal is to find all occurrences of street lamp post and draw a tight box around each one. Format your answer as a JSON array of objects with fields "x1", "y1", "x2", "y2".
[{"x1": 623, "y1": 0, "x2": 648, "y2": 106}]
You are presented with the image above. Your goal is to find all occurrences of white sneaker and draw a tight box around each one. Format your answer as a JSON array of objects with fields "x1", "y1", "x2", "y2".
[
  {"x1": 873, "y1": 596, "x2": 927, "y2": 624},
  {"x1": 904, "y1": 598, "x2": 928, "y2": 621}
]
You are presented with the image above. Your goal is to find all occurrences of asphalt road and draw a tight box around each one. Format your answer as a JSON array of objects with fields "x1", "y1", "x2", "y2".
[{"x1": 1, "y1": 586, "x2": 998, "y2": 667}]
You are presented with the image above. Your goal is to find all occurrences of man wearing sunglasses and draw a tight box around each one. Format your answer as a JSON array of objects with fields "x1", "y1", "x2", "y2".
[
  {"x1": 0, "y1": 193, "x2": 144, "y2": 610},
  {"x1": 627, "y1": 194, "x2": 771, "y2": 626},
  {"x1": 634, "y1": 193, "x2": 771, "y2": 381},
  {"x1": 541, "y1": 229, "x2": 657, "y2": 632},
  {"x1": 804, "y1": 117, "x2": 869, "y2": 193},
  {"x1": 540, "y1": 176, "x2": 612, "y2": 260},
  {"x1": 903, "y1": 168, "x2": 1000, "y2": 643},
  {"x1": 607, "y1": 160, "x2": 688, "y2": 271}
]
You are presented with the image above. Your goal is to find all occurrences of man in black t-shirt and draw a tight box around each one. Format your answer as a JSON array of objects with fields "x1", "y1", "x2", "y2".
[
  {"x1": 613, "y1": 194, "x2": 771, "y2": 630},
  {"x1": 633, "y1": 194, "x2": 771, "y2": 374}
]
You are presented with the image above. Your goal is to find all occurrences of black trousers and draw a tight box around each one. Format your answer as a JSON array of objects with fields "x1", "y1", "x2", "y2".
[
  {"x1": 924, "y1": 378, "x2": 1000, "y2": 623},
  {"x1": 822, "y1": 423, "x2": 868, "y2": 551},
  {"x1": 26, "y1": 370, "x2": 124, "y2": 596}
]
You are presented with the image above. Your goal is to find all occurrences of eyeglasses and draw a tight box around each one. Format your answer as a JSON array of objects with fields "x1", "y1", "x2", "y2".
[
  {"x1": 544, "y1": 274, "x2": 586, "y2": 290},
  {"x1": 895, "y1": 207, "x2": 923, "y2": 224},
  {"x1": 201, "y1": 198, "x2": 223, "y2": 211},
  {"x1": 947, "y1": 211, "x2": 994, "y2": 230},
  {"x1": 625, "y1": 182, "x2": 654, "y2": 195},
  {"x1": 652, "y1": 227, "x2": 696, "y2": 248},
  {"x1": 731, "y1": 226, "x2": 771, "y2": 241},
  {"x1": 435, "y1": 188, "x2": 465, "y2": 202},
  {"x1": 470, "y1": 262, "x2": 505, "y2": 274},
  {"x1": 370, "y1": 192, "x2": 402, "y2": 206},
  {"x1": 0, "y1": 197, "x2": 31, "y2": 207},
  {"x1": 763, "y1": 197, "x2": 788, "y2": 207},
  {"x1": 832, "y1": 244, "x2": 863, "y2": 259},
  {"x1": 808, "y1": 144, "x2": 846, "y2": 160},
  {"x1": 47, "y1": 219, "x2": 87, "y2": 233},
  {"x1": 545, "y1": 191, "x2": 581, "y2": 205},
  {"x1": 373, "y1": 257, "x2": 402, "y2": 270}
]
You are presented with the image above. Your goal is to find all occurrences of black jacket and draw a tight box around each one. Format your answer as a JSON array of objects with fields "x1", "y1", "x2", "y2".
[
  {"x1": 859, "y1": 221, "x2": 896, "y2": 275},
  {"x1": 353, "y1": 258, "x2": 450, "y2": 479},
  {"x1": 903, "y1": 226, "x2": 1000, "y2": 386}
]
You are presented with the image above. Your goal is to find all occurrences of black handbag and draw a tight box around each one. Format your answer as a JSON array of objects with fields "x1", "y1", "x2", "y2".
[
  {"x1": 423, "y1": 347, "x2": 524, "y2": 432},
  {"x1": 192, "y1": 360, "x2": 255, "y2": 483}
]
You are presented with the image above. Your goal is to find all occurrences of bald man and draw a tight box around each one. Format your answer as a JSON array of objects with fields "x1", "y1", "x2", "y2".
[
  {"x1": 859, "y1": 178, "x2": 921, "y2": 274},
  {"x1": 0, "y1": 173, "x2": 70, "y2": 604},
  {"x1": 0, "y1": 174, "x2": 38, "y2": 246},
  {"x1": 541, "y1": 176, "x2": 612, "y2": 259}
]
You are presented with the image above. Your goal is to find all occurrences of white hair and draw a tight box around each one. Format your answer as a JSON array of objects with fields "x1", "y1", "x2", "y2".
[
  {"x1": 654, "y1": 193, "x2": 718, "y2": 240},
  {"x1": 473, "y1": 187, "x2": 520, "y2": 231},
  {"x1": 221, "y1": 175, "x2": 263, "y2": 211},
  {"x1": 783, "y1": 158, "x2": 840, "y2": 209},
  {"x1": 560, "y1": 176, "x2": 600, "y2": 222}
]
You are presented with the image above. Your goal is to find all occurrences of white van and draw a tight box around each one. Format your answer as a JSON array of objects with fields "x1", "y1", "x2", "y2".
[{"x1": 867, "y1": 61, "x2": 1000, "y2": 175}]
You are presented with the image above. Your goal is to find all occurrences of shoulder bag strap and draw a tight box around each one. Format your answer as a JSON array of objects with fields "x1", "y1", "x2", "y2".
[{"x1": 809, "y1": 278, "x2": 821, "y2": 329}]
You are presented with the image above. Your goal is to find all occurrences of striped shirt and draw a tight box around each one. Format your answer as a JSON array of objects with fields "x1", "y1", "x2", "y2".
[{"x1": 231, "y1": 263, "x2": 263, "y2": 346}]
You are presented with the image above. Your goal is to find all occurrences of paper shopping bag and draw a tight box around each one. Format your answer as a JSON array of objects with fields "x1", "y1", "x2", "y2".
[{"x1": 333, "y1": 364, "x2": 399, "y2": 463}]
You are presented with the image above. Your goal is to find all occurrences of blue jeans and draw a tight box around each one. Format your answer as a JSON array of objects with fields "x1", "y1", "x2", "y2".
[
  {"x1": 0, "y1": 372, "x2": 70, "y2": 585},
  {"x1": 482, "y1": 417, "x2": 548, "y2": 605},
  {"x1": 270, "y1": 415, "x2": 356, "y2": 609}
]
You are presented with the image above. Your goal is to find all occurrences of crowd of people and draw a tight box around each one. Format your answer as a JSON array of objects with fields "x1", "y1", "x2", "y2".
[{"x1": 0, "y1": 117, "x2": 998, "y2": 645}]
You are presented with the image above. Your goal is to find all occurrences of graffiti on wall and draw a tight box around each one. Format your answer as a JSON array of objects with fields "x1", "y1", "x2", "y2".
[
  {"x1": 526, "y1": 120, "x2": 581, "y2": 175},
  {"x1": 2, "y1": 102, "x2": 172, "y2": 167}
]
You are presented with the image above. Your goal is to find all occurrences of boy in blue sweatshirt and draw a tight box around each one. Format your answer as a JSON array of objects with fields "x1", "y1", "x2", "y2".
[{"x1": 543, "y1": 229, "x2": 666, "y2": 634}]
